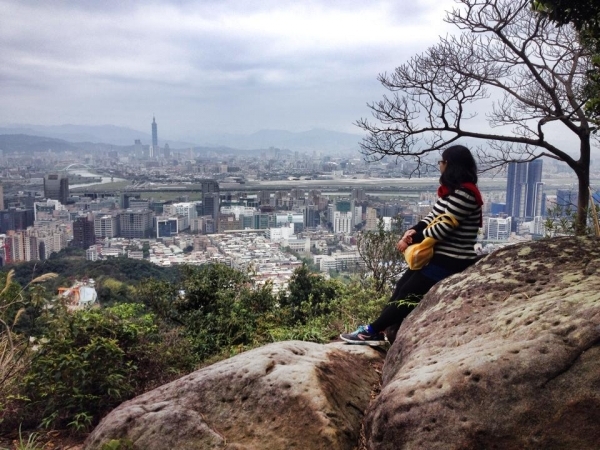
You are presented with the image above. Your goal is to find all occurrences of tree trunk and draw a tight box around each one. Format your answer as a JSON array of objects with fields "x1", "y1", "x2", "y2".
[{"x1": 576, "y1": 136, "x2": 592, "y2": 235}]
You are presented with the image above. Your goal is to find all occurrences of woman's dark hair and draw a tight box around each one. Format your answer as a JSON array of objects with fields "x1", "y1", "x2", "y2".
[{"x1": 439, "y1": 145, "x2": 478, "y2": 191}]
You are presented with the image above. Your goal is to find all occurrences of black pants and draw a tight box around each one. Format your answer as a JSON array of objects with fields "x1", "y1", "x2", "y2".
[{"x1": 370, "y1": 269, "x2": 438, "y2": 333}]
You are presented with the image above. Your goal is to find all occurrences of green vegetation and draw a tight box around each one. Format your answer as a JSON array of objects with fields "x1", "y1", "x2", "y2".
[
  {"x1": 3, "y1": 256, "x2": 180, "y2": 300},
  {"x1": 15, "y1": 425, "x2": 42, "y2": 450},
  {"x1": 0, "y1": 255, "x2": 389, "y2": 439}
]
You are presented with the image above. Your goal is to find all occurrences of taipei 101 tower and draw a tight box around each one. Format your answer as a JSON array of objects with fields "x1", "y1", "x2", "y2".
[{"x1": 151, "y1": 116, "x2": 158, "y2": 147}]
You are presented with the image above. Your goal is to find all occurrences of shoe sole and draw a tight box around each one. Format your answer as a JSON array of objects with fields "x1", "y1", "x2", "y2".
[{"x1": 339, "y1": 334, "x2": 387, "y2": 346}]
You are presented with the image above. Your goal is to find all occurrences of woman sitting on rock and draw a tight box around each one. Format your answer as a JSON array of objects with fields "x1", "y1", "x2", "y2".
[{"x1": 341, "y1": 145, "x2": 483, "y2": 345}]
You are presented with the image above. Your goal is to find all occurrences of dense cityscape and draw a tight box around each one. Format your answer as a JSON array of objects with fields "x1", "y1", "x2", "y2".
[{"x1": 1, "y1": 117, "x2": 599, "y2": 293}]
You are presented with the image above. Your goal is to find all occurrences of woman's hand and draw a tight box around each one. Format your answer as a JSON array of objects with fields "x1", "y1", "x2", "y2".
[
  {"x1": 397, "y1": 239, "x2": 409, "y2": 253},
  {"x1": 396, "y1": 230, "x2": 416, "y2": 253}
]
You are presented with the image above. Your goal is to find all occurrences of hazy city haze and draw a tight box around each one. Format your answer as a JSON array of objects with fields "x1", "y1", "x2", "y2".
[{"x1": 1, "y1": 0, "x2": 453, "y2": 143}]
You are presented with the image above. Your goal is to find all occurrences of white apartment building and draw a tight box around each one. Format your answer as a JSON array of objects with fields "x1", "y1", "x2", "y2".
[
  {"x1": 382, "y1": 217, "x2": 393, "y2": 231},
  {"x1": 314, "y1": 255, "x2": 337, "y2": 272},
  {"x1": 313, "y1": 251, "x2": 364, "y2": 272},
  {"x1": 486, "y1": 217, "x2": 512, "y2": 240},
  {"x1": 282, "y1": 237, "x2": 310, "y2": 253},
  {"x1": 86, "y1": 246, "x2": 99, "y2": 261},
  {"x1": 165, "y1": 202, "x2": 198, "y2": 222},
  {"x1": 333, "y1": 211, "x2": 352, "y2": 234},
  {"x1": 34, "y1": 199, "x2": 66, "y2": 221},
  {"x1": 94, "y1": 215, "x2": 119, "y2": 238},
  {"x1": 266, "y1": 223, "x2": 294, "y2": 242},
  {"x1": 220, "y1": 205, "x2": 256, "y2": 219}
]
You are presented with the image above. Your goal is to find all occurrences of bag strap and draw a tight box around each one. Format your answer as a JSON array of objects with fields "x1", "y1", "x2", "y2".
[{"x1": 424, "y1": 213, "x2": 459, "y2": 230}]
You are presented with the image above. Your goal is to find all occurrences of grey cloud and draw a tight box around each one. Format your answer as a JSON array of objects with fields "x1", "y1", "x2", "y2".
[{"x1": 1, "y1": 0, "x2": 455, "y2": 138}]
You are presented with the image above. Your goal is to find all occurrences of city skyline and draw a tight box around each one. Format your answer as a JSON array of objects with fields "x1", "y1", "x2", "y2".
[{"x1": 1, "y1": 0, "x2": 454, "y2": 143}]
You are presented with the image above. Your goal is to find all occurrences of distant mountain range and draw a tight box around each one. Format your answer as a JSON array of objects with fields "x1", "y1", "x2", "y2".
[{"x1": 0, "y1": 124, "x2": 363, "y2": 154}]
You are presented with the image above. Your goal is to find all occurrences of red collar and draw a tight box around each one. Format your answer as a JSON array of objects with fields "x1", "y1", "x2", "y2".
[{"x1": 437, "y1": 183, "x2": 483, "y2": 225}]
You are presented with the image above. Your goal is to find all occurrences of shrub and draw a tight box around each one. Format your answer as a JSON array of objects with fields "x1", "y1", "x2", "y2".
[
  {"x1": 279, "y1": 264, "x2": 342, "y2": 323},
  {"x1": 138, "y1": 264, "x2": 281, "y2": 361},
  {"x1": 12, "y1": 302, "x2": 196, "y2": 432}
]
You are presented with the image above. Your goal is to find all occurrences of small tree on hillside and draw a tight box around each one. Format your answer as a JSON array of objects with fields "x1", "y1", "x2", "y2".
[
  {"x1": 356, "y1": 218, "x2": 404, "y2": 294},
  {"x1": 357, "y1": 0, "x2": 598, "y2": 234}
]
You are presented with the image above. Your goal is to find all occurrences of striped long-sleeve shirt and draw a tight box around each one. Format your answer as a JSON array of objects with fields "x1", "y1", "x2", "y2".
[{"x1": 411, "y1": 187, "x2": 481, "y2": 264}]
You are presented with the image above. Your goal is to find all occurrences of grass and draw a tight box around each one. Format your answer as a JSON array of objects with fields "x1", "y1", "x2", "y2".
[{"x1": 16, "y1": 425, "x2": 41, "y2": 450}]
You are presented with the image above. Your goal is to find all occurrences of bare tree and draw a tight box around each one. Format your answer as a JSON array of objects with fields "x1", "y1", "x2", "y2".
[
  {"x1": 356, "y1": 218, "x2": 404, "y2": 294},
  {"x1": 357, "y1": 0, "x2": 597, "y2": 233}
]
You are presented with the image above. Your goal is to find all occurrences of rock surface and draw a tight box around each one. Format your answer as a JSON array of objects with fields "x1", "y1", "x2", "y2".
[
  {"x1": 85, "y1": 341, "x2": 383, "y2": 450},
  {"x1": 366, "y1": 236, "x2": 600, "y2": 450}
]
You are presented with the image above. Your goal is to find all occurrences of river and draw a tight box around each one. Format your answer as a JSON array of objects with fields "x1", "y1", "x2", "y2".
[{"x1": 68, "y1": 169, "x2": 127, "y2": 189}]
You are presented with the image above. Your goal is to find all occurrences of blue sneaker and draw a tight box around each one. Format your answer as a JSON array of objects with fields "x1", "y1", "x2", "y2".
[{"x1": 340, "y1": 325, "x2": 386, "y2": 346}]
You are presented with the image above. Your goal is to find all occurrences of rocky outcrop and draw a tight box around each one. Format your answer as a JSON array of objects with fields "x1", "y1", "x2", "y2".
[
  {"x1": 85, "y1": 341, "x2": 383, "y2": 450},
  {"x1": 86, "y1": 237, "x2": 600, "y2": 450},
  {"x1": 366, "y1": 236, "x2": 600, "y2": 449}
]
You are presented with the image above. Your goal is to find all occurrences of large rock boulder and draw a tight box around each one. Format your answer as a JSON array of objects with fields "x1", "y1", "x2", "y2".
[
  {"x1": 366, "y1": 236, "x2": 600, "y2": 449},
  {"x1": 85, "y1": 341, "x2": 383, "y2": 450}
]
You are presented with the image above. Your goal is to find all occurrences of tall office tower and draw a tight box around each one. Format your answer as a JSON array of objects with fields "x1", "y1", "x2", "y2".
[
  {"x1": 152, "y1": 116, "x2": 158, "y2": 148},
  {"x1": 44, "y1": 173, "x2": 69, "y2": 204},
  {"x1": 202, "y1": 194, "x2": 219, "y2": 223},
  {"x1": 163, "y1": 143, "x2": 170, "y2": 158},
  {"x1": 201, "y1": 180, "x2": 220, "y2": 221},
  {"x1": 505, "y1": 160, "x2": 544, "y2": 222},
  {"x1": 134, "y1": 139, "x2": 143, "y2": 156},
  {"x1": 556, "y1": 189, "x2": 578, "y2": 214},
  {"x1": 72, "y1": 217, "x2": 96, "y2": 249},
  {"x1": 0, "y1": 208, "x2": 35, "y2": 233},
  {"x1": 303, "y1": 204, "x2": 320, "y2": 228},
  {"x1": 0, "y1": 183, "x2": 4, "y2": 210},
  {"x1": 525, "y1": 160, "x2": 544, "y2": 218}
]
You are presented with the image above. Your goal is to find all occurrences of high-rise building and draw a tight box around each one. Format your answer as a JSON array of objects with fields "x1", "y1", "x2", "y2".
[
  {"x1": 134, "y1": 139, "x2": 143, "y2": 156},
  {"x1": 72, "y1": 217, "x2": 96, "y2": 249},
  {"x1": 0, "y1": 183, "x2": 4, "y2": 211},
  {"x1": 151, "y1": 116, "x2": 158, "y2": 148},
  {"x1": 94, "y1": 215, "x2": 119, "y2": 238},
  {"x1": 525, "y1": 160, "x2": 544, "y2": 218},
  {"x1": 119, "y1": 209, "x2": 154, "y2": 238},
  {"x1": 556, "y1": 189, "x2": 578, "y2": 214},
  {"x1": 201, "y1": 180, "x2": 220, "y2": 223},
  {"x1": 0, "y1": 208, "x2": 35, "y2": 233},
  {"x1": 303, "y1": 205, "x2": 320, "y2": 228},
  {"x1": 333, "y1": 211, "x2": 353, "y2": 234},
  {"x1": 44, "y1": 173, "x2": 69, "y2": 204},
  {"x1": 505, "y1": 160, "x2": 544, "y2": 223},
  {"x1": 364, "y1": 207, "x2": 378, "y2": 231}
]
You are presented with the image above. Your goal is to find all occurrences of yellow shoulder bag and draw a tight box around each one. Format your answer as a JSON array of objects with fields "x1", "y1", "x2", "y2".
[{"x1": 403, "y1": 213, "x2": 459, "y2": 270}]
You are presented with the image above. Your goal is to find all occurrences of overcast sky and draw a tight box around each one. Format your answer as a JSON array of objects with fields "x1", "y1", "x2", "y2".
[{"x1": 0, "y1": 0, "x2": 456, "y2": 141}]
